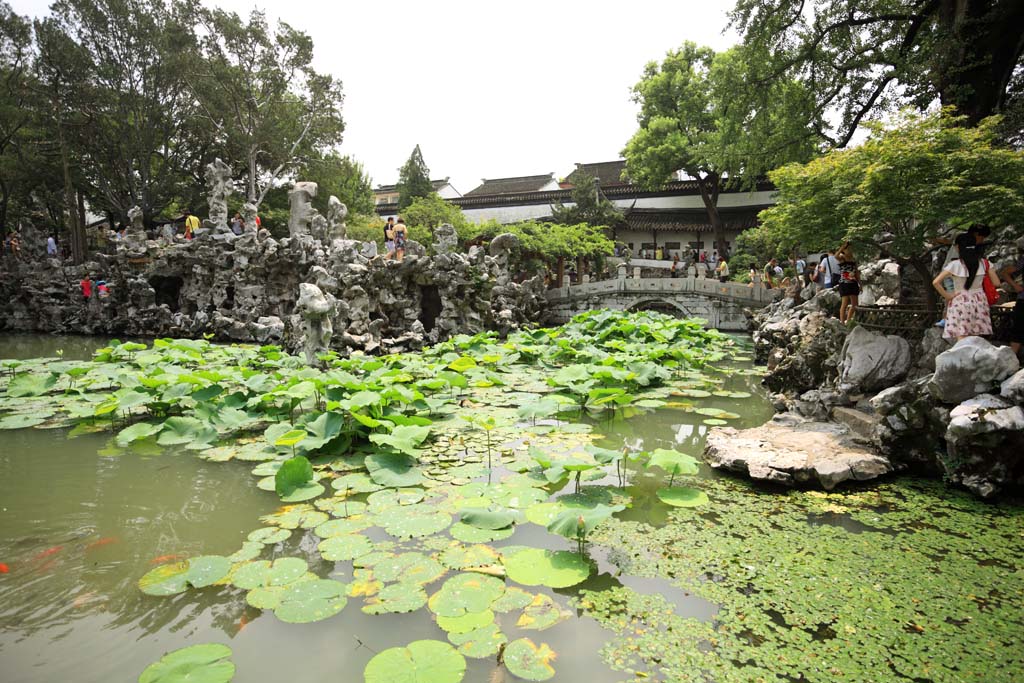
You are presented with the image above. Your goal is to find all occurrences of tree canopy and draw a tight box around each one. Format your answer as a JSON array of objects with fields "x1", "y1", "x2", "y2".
[
  {"x1": 729, "y1": 0, "x2": 1024, "y2": 145},
  {"x1": 752, "y1": 110, "x2": 1024, "y2": 303},
  {"x1": 622, "y1": 42, "x2": 819, "y2": 256},
  {"x1": 550, "y1": 170, "x2": 623, "y2": 230},
  {"x1": 397, "y1": 144, "x2": 432, "y2": 210}
]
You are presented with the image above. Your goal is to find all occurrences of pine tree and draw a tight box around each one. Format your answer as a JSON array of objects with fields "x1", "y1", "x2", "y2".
[{"x1": 396, "y1": 144, "x2": 433, "y2": 210}]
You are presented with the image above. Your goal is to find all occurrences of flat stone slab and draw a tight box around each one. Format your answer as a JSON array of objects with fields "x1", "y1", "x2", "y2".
[{"x1": 703, "y1": 416, "x2": 892, "y2": 490}]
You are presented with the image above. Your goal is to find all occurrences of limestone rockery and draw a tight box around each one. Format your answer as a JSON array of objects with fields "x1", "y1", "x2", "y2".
[{"x1": 0, "y1": 174, "x2": 546, "y2": 357}]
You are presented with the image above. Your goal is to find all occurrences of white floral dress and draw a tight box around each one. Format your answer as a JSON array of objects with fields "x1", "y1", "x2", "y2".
[{"x1": 943, "y1": 260, "x2": 992, "y2": 339}]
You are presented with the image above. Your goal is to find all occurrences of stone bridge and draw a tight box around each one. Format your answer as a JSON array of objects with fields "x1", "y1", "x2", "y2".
[{"x1": 544, "y1": 276, "x2": 779, "y2": 330}]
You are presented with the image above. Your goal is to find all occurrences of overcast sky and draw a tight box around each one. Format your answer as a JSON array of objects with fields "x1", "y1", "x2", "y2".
[{"x1": 10, "y1": 0, "x2": 741, "y2": 194}]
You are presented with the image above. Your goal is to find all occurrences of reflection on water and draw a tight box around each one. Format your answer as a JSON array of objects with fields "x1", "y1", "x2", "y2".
[{"x1": 0, "y1": 334, "x2": 774, "y2": 682}]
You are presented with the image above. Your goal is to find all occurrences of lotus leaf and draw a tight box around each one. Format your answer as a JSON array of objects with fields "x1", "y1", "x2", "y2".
[
  {"x1": 375, "y1": 506, "x2": 451, "y2": 539},
  {"x1": 428, "y1": 573, "x2": 505, "y2": 617},
  {"x1": 524, "y1": 502, "x2": 561, "y2": 526},
  {"x1": 227, "y1": 542, "x2": 263, "y2": 563},
  {"x1": 703, "y1": 418, "x2": 728, "y2": 426},
  {"x1": 260, "y1": 505, "x2": 328, "y2": 530},
  {"x1": 353, "y1": 551, "x2": 394, "y2": 568},
  {"x1": 315, "y1": 498, "x2": 369, "y2": 518},
  {"x1": 458, "y1": 507, "x2": 521, "y2": 530},
  {"x1": 273, "y1": 578, "x2": 348, "y2": 624},
  {"x1": 231, "y1": 557, "x2": 308, "y2": 589},
  {"x1": 191, "y1": 384, "x2": 223, "y2": 402},
  {"x1": 115, "y1": 421, "x2": 163, "y2": 446},
  {"x1": 439, "y1": 544, "x2": 501, "y2": 570},
  {"x1": 138, "y1": 555, "x2": 231, "y2": 595},
  {"x1": 447, "y1": 623, "x2": 507, "y2": 659},
  {"x1": 449, "y1": 522, "x2": 514, "y2": 543},
  {"x1": 366, "y1": 488, "x2": 425, "y2": 510},
  {"x1": 369, "y1": 424, "x2": 431, "y2": 456},
  {"x1": 516, "y1": 594, "x2": 570, "y2": 631},
  {"x1": 137, "y1": 643, "x2": 234, "y2": 683},
  {"x1": 656, "y1": 486, "x2": 709, "y2": 507},
  {"x1": 362, "y1": 582, "x2": 429, "y2": 615},
  {"x1": 677, "y1": 389, "x2": 711, "y2": 398},
  {"x1": 313, "y1": 516, "x2": 371, "y2": 538},
  {"x1": 647, "y1": 448, "x2": 699, "y2": 476},
  {"x1": 346, "y1": 569, "x2": 382, "y2": 597},
  {"x1": 503, "y1": 549, "x2": 590, "y2": 588},
  {"x1": 157, "y1": 417, "x2": 216, "y2": 447},
  {"x1": 318, "y1": 534, "x2": 373, "y2": 562},
  {"x1": 503, "y1": 638, "x2": 556, "y2": 681},
  {"x1": 436, "y1": 608, "x2": 494, "y2": 634},
  {"x1": 365, "y1": 452, "x2": 424, "y2": 488},
  {"x1": 299, "y1": 411, "x2": 345, "y2": 451},
  {"x1": 546, "y1": 504, "x2": 624, "y2": 540},
  {"x1": 373, "y1": 552, "x2": 446, "y2": 585},
  {"x1": 7, "y1": 372, "x2": 57, "y2": 397},
  {"x1": 330, "y1": 472, "x2": 383, "y2": 494},
  {"x1": 364, "y1": 640, "x2": 466, "y2": 683}
]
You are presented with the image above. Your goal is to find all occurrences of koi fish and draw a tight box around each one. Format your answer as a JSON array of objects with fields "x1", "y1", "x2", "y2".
[
  {"x1": 150, "y1": 553, "x2": 187, "y2": 565},
  {"x1": 0, "y1": 562, "x2": 9, "y2": 573},
  {"x1": 236, "y1": 614, "x2": 251, "y2": 633},
  {"x1": 32, "y1": 546, "x2": 63, "y2": 561},
  {"x1": 86, "y1": 537, "x2": 119, "y2": 551}
]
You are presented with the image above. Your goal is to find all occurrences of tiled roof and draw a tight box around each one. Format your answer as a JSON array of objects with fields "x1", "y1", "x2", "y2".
[
  {"x1": 565, "y1": 160, "x2": 629, "y2": 187},
  {"x1": 465, "y1": 174, "x2": 555, "y2": 197},
  {"x1": 623, "y1": 207, "x2": 765, "y2": 233},
  {"x1": 373, "y1": 179, "x2": 451, "y2": 194}
]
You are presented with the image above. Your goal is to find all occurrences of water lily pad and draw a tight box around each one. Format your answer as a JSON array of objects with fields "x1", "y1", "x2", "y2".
[
  {"x1": 364, "y1": 640, "x2": 466, "y2": 683},
  {"x1": 260, "y1": 505, "x2": 328, "y2": 530},
  {"x1": 524, "y1": 502, "x2": 561, "y2": 526},
  {"x1": 503, "y1": 549, "x2": 590, "y2": 588},
  {"x1": 656, "y1": 486, "x2": 709, "y2": 507},
  {"x1": 677, "y1": 389, "x2": 711, "y2": 398},
  {"x1": 436, "y1": 608, "x2": 494, "y2": 634},
  {"x1": 428, "y1": 573, "x2": 506, "y2": 617},
  {"x1": 458, "y1": 507, "x2": 521, "y2": 530},
  {"x1": 449, "y1": 522, "x2": 514, "y2": 543},
  {"x1": 330, "y1": 472, "x2": 383, "y2": 494},
  {"x1": 314, "y1": 516, "x2": 372, "y2": 538},
  {"x1": 503, "y1": 638, "x2": 556, "y2": 681},
  {"x1": 376, "y1": 506, "x2": 451, "y2": 539},
  {"x1": 516, "y1": 594, "x2": 570, "y2": 631},
  {"x1": 157, "y1": 417, "x2": 216, "y2": 447},
  {"x1": 247, "y1": 527, "x2": 291, "y2": 545},
  {"x1": 231, "y1": 557, "x2": 308, "y2": 590},
  {"x1": 439, "y1": 544, "x2": 501, "y2": 570},
  {"x1": 373, "y1": 552, "x2": 446, "y2": 585},
  {"x1": 703, "y1": 418, "x2": 728, "y2": 426},
  {"x1": 448, "y1": 623, "x2": 507, "y2": 659},
  {"x1": 138, "y1": 555, "x2": 231, "y2": 596},
  {"x1": 362, "y1": 582, "x2": 429, "y2": 615},
  {"x1": 273, "y1": 578, "x2": 348, "y2": 623},
  {"x1": 138, "y1": 643, "x2": 234, "y2": 683},
  {"x1": 227, "y1": 542, "x2": 263, "y2": 563},
  {"x1": 115, "y1": 421, "x2": 163, "y2": 445},
  {"x1": 318, "y1": 534, "x2": 373, "y2": 562},
  {"x1": 367, "y1": 488, "x2": 426, "y2": 511},
  {"x1": 491, "y1": 586, "x2": 535, "y2": 613}
]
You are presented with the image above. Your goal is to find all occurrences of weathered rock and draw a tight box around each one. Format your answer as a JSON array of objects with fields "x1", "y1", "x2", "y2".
[
  {"x1": 928, "y1": 336, "x2": 1020, "y2": 404},
  {"x1": 1001, "y1": 369, "x2": 1024, "y2": 404},
  {"x1": 837, "y1": 326, "x2": 911, "y2": 394},
  {"x1": 203, "y1": 158, "x2": 232, "y2": 234},
  {"x1": 703, "y1": 416, "x2": 893, "y2": 490},
  {"x1": 944, "y1": 394, "x2": 1024, "y2": 498},
  {"x1": 869, "y1": 375, "x2": 947, "y2": 472}
]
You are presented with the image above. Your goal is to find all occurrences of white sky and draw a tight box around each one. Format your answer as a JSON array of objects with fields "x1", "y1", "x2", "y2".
[{"x1": 10, "y1": 0, "x2": 740, "y2": 194}]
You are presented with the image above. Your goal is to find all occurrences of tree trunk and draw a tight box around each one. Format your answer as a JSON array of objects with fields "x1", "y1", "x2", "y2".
[
  {"x1": 909, "y1": 255, "x2": 940, "y2": 316},
  {"x1": 696, "y1": 174, "x2": 728, "y2": 259},
  {"x1": 57, "y1": 110, "x2": 85, "y2": 264},
  {"x1": 248, "y1": 147, "x2": 258, "y2": 204},
  {"x1": 555, "y1": 257, "x2": 565, "y2": 288}
]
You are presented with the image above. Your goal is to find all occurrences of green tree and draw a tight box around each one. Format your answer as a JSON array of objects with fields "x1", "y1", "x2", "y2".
[
  {"x1": 472, "y1": 220, "x2": 615, "y2": 280},
  {"x1": 729, "y1": 0, "x2": 1024, "y2": 144},
  {"x1": 396, "y1": 144, "x2": 432, "y2": 210},
  {"x1": 550, "y1": 170, "x2": 624, "y2": 231},
  {"x1": 300, "y1": 152, "x2": 374, "y2": 217},
  {"x1": 757, "y1": 110, "x2": 1024, "y2": 309},
  {"x1": 0, "y1": 2, "x2": 36, "y2": 235},
  {"x1": 187, "y1": 6, "x2": 344, "y2": 209},
  {"x1": 401, "y1": 192, "x2": 468, "y2": 235},
  {"x1": 622, "y1": 43, "x2": 819, "y2": 257}
]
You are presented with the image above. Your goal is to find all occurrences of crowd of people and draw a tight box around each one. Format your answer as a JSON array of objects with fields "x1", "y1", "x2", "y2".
[{"x1": 381, "y1": 217, "x2": 408, "y2": 262}]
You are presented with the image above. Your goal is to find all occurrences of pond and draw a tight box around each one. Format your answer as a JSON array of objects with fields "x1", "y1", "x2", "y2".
[{"x1": 0, "y1": 317, "x2": 1021, "y2": 683}]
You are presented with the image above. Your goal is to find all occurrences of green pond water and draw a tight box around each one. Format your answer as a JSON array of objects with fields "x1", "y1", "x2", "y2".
[{"x1": 0, "y1": 326, "x2": 1022, "y2": 683}]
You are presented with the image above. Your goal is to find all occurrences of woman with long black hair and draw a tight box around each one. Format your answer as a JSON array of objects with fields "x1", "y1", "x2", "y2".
[{"x1": 932, "y1": 233, "x2": 1002, "y2": 341}]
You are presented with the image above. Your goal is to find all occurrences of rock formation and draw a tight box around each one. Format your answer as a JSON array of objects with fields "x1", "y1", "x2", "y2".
[
  {"x1": 203, "y1": 158, "x2": 233, "y2": 234},
  {"x1": 296, "y1": 282, "x2": 333, "y2": 365},
  {"x1": 0, "y1": 182, "x2": 547, "y2": 359}
]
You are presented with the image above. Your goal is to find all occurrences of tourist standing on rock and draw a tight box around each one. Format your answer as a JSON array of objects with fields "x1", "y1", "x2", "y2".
[
  {"x1": 998, "y1": 240, "x2": 1024, "y2": 357},
  {"x1": 816, "y1": 250, "x2": 840, "y2": 289},
  {"x1": 748, "y1": 262, "x2": 761, "y2": 288},
  {"x1": 762, "y1": 258, "x2": 778, "y2": 289},
  {"x1": 383, "y1": 217, "x2": 396, "y2": 260},
  {"x1": 836, "y1": 243, "x2": 860, "y2": 323},
  {"x1": 933, "y1": 233, "x2": 1001, "y2": 341},
  {"x1": 184, "y1": 210, "x2": 199, "y2": 240},
  {"x1": 393, "y1": 218, "x2": 408, "y2": 262},
  {"x1": 230, "y1": 213, "x2": 244, "y2": 236},
  {"x1": 793, "y1": 254, "x2": 807, "y2": 286},
  {"x1": 46, "y1": 235, "x2": 57, "y2": 257}
]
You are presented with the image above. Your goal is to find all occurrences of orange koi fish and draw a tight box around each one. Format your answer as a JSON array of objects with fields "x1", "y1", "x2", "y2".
[
  {"x1": 86, "y1": 537, "x2": 119, "y2": 551},
  {"x1": 150, "y1": 553, "x2": 187, "y2": 565},
  {"x1": 236, "y1": 614, "x2": 251, "y2": 633},
  {"x1": 32, "y1": 546, "x2": 63, "y2": 561},
  {"x1": 0, "y1": 562, "x2": 9, "y2": 573}
]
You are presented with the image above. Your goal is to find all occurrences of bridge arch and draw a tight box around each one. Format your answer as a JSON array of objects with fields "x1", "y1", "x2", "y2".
[{"x1": 625, "y1": 298, "x2": 695, "y2": 319}]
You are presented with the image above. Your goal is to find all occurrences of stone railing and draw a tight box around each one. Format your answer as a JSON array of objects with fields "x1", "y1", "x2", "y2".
[{"x1": 546, "y1": 275, "x2": 779, "y2": 306}]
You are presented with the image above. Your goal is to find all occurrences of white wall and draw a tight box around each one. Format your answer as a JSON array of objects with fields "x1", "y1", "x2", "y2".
[{"x1": 436, "y1": 183, "x2": 462, "y2": 199}]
